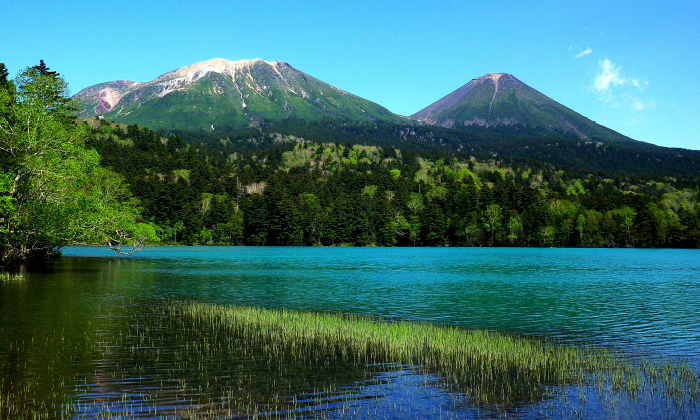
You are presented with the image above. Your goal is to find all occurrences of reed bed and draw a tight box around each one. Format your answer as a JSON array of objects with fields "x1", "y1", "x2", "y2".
[
  {"x1": 0, "y1": 271, "x2": 23, "y2": 283},
  {"x1": 3, "y1": 301, "x2": 699, "y2": 419},
  {"x1": 168, "y1": 301, "x2": 700, "y2": 410}
]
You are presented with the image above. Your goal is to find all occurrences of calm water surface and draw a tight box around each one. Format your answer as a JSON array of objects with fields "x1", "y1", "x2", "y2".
[
  {"x1": 61, "y1": 247, "x2": 700, "y2": 362},
  {"x1": 1, "y1": 246, "x2": 699, "y2": 418}
]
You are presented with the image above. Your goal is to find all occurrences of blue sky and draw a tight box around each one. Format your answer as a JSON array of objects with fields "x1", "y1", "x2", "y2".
[{"x1": 2, "y1": 0, "x2": 698, "y2": 149}]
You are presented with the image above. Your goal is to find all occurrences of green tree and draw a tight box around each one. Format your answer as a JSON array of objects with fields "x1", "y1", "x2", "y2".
[
  {"x1": 483, "y1": 204, "x2": 502, "y2": 246},
  {"x1": 461, "y1": 218, "x2": 483, "y2": 247},
  {"x1": 540, "y1": 225, "x2": 556, "y2": 247},
  {"x1": 242, "y1": 194, "x2": 268, "y2": 245},
  {"x1": 424, "y1": 202, "x2": 447, "y2": 246},
  {"x1": 576, "y1": 214, "x2": 586, "y2": 245},
  {"x1": 0, "y1": 62, "x2": 14, "y2": 101},
  {"x1": 0, "y1": 61, "x2": 153, "y2": 262},
  {"x1": 406, "y1": 192, "x2": 424, "y2": 246},
  {"x1": 297, "y1": 192, "x2": 323, "y2": 245},
  {"x1": 609, "y1": 206, "x2": 636, "y2": 247},
  {"x1": 173, "y1": 221, "x2": 186, "y2": 243},
  {"x1": 577, "y1": 210, "x2": 603, "y2": 247},
  {"x1": 507, "y1": 215, "x2": 523, "y2": 245}
]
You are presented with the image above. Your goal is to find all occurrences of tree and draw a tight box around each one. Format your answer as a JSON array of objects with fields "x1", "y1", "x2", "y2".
[
  {"x1": 483, "y1": 204, "x2": 502, "y2": 246},
  {"x1": 406, "y1": 192, "x2": 424, "y2": 246},
  {"x1": 424, "y1": 202, "x2": 447, "y2": 246},
  {"x1": 0, "y1": 60, "x2": 154, "y2": 263},
  {"x1": 507, "y1": 215, "x2": 523, "y2": 245},
  {"x1": 0, "y1": 61, "x2": 13, "y2": 94},
  {"x1": 297, "y1": 193, "x2": 323, "y2": 245},
  {"x1": 540, "y1": 225, "x2": 556, "y2": 247},
  {"x1": 242, "y1": 194, "x2": 269, "y2": 245},
  {"x1": 610, "y1": 206, "x2": 636, "y2": 247},
  {"x1": 461, "y1": 217, "x2": 483, "y2": 247}
]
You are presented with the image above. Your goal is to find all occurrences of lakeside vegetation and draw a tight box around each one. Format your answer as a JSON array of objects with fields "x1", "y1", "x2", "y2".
[
  {"x1": 171, "y1": 302, "x2": 700, "y2": 402},
  {"x1": 0, "y1": 271, "x2": 22, "y2": 282},
  {"x1": 2, "y1": 59, "x2": 699, "y2": 419},
  {"x1": 0, "y1": 60, "x2": 155, "y2": 265}
]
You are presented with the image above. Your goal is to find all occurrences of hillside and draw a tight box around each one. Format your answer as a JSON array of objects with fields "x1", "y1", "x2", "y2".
[
  {"x1": 164, "y1": 119, "x2": 700, "y2": 178},
  {"x1": 411, "y1": 73, "x2": 646, "y2": 148},
  {"x1": 83, "y1": 119, "x2": 700, "y2": 249},
  {"x1": 73, "y1": 59, "x2": 406, "y2": 130}
]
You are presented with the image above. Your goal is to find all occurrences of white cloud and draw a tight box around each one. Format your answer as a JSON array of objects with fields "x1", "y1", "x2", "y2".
[
  {"x1": 591, "y1": 58, "x2": 650, "y2": 111},
  {"x1": 592, "y1": 59, "x2": 627, "y2": 98},
  {"x1": 629, "y1": 78, "x2": 649, "y2": 91},
  {"x1": 573, "y1": 48, "x2": 592, "y2": 59}
]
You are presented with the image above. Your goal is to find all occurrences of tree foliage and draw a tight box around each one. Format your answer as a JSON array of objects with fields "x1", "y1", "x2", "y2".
[{"x1": 0, "y1": 60, "x2": 155, "y2": 263}]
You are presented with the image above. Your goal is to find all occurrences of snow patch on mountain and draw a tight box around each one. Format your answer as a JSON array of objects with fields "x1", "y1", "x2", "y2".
[{"x1": 132, "y1": 58, "x2": 285, "y2": 99}]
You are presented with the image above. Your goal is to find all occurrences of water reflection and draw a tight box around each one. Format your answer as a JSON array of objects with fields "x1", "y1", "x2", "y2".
[
  {"x1": 1, "y1": 247, "x2": 699, "y2": 418},
  {"x1": 58, "y1": 246, "x2": 700, "y2": 363}
]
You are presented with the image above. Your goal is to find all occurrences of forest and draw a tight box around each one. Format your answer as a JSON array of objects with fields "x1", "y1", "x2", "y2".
[{"x1": 86, "y1": 118, "x2": 700, "y2": 249}]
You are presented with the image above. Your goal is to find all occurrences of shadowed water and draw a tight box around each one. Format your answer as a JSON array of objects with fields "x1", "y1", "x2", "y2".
[{"x1": 1, "y1": 247, "x2": 699, "y2": 418}]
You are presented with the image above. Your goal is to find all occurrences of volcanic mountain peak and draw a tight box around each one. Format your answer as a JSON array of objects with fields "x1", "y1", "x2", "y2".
[
  {"x1": 142, "y1": 58, "x2": 282, "y2": 100},
  {"x1": 154, "y1": 58, "x2": 278, "y2": 84},
  {"x1": 479, "y1": 73, "x2": 506, "y2": 82},
  {"x1": 73, "y1": 58, "x2": 404, "y2": 129},
  {"x1": 411, "y1": 73, "x2": 633, "y2": 144}
]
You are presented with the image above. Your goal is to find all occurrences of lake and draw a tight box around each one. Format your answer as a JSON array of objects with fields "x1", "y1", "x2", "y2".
[{"x1": 1, "y1": 247, "x2": 699, "y2": 418}]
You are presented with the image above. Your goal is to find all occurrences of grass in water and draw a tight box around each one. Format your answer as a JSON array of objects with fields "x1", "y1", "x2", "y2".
[
  {"x1": 3, "y1": 301, "x2": 699, "y2": 419},
  {"x1": 170, "y1": 301, "x2": 700, "y2": 409},
  {"x1": 0, "y1": 272, "x2": 23, "y2": 283}
]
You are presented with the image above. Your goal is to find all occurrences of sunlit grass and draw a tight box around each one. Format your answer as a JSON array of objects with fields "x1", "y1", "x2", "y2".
[
  {"x1": 170, "y1": 301, "x2": 700, "y2": 408},
  {"x1": 0, "y1": 272, "x2": 23, "y2": 283}
]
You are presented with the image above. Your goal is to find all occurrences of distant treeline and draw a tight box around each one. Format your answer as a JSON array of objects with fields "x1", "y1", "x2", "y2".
[
  {"x1": 167, "y1": 119, "x2": 700, "y2": 178},
  {"x1": 85, "y1": 119, "x2": 700, "y2": 248}
]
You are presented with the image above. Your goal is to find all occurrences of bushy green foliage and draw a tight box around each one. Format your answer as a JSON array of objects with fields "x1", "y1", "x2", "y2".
[
  {"x1": 0, "y1": 61, "x2": 156, "y2": 263},
  {"x1": 165, "y1": 119, "x2": 700, "y2": 179}
]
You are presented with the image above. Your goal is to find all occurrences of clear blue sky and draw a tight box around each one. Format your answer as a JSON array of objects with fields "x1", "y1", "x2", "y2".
[{"x1": 2, "y1": 0, "x2": 698, "y2": 149}]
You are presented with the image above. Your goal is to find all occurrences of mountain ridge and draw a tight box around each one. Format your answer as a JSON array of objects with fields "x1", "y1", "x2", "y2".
[
  {"x1": 73, "y1": 58, "x2": 406, "y2": 129},
  {"x1": 75, "y1": 59, "x2": 648, "y2": 149}
]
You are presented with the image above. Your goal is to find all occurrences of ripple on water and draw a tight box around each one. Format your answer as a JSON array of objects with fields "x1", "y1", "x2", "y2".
[{"x1": 1, "y1": 247, "x2": 699, "y2": 418}]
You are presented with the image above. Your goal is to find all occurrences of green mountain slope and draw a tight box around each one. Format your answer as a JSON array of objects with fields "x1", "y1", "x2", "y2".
[
  {"x1": 411, "y1": 73, "x2": 646, "y2": 148},
  {"x1": 73, "y1": 58, "x2": 406, "y2": 130}
]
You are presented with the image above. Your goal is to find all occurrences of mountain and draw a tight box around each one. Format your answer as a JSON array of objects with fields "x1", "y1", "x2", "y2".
[
  {"x1": 73, "y1": 58, "x2": 405, "y2": 130},
  {"x1": 411, "y1": 73, "x2": 641, "y2": 147}
]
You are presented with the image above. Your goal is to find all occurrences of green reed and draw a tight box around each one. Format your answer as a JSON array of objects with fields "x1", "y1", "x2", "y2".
[
  {"x1": 168, "y1": 301, "x2": 700, "y2": 409},
  {"x1": 0, "y1": 272, "x2": 23, "y2": 283},
  {"x1": 3, "y1": 301, "x2": 698, "y2": 419}
]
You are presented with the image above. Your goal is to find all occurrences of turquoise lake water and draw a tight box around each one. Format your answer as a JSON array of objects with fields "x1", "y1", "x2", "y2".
[{"x1": 1, "y1": 246, "x2": 699, "y2": 418}]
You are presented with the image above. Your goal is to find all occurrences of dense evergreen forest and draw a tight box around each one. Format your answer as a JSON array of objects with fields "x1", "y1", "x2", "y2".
[
  {"x1": 3, "y1": 58, "x2": 698, "y2": 264},
  {"x1": 86, "y1": 118, "x2": 700, "y2": 248}
]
